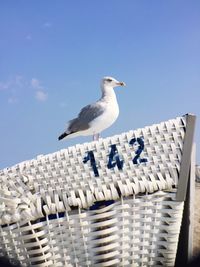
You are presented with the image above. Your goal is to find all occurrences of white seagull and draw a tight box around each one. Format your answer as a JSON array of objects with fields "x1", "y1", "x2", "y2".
[{"x1": 58, "y1": 76, "x2": 126, "y2": 141}]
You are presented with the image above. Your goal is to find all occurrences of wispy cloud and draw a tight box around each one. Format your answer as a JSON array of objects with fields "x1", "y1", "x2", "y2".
[
  {"x1": 42, "y1": 22, "x2": 52, "y2": 29},
  {"x1": 0, "y1": 75, "x2": 25, "y2": 91},
  {"x1": 15, "y1": 75, "x2": 24, "y2": 87},
  {"x1": 35, "y1": 90, "x2": 48, "y2": 102},
  {"x1": 0, "y1": 75, "x2": 26, "y2": 104},
  {"x1": 0, "y1": 75, "x2": 48, "y2": 104},
  {"x1": 0, "y1": 80, "x2": 12, "y2": 91},
  {"x1": 30, "y1": 78, "x2": 48, "y2": 102},
  {"x1": 31, "y1": 78, "x2": 41, "y2": 89}
]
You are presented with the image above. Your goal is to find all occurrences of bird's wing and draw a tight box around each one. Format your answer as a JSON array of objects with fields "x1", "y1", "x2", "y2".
[{"x1": 68, "y1": 103, "x2": 104, "y2": 133}]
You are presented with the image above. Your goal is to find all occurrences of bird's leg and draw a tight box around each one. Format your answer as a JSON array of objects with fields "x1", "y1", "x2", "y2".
[{"x1": 93, "y1": 133, "x2": 100, "y2": 141}]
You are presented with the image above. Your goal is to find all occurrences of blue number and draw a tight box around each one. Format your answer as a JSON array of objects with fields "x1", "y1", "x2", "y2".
[
  {"x1": 83, "y1": 151, "x2": 99, "y2": 177},
  {"x1": 107, "y1": 144, "x2": 124, "y2": 170},
  {"x1": 129, "y1": 137, "x2": 148, "y2": 164}
]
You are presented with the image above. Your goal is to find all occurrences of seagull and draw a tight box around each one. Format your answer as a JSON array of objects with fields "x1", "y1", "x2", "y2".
[{"x1": 58, "y1": 76, "x2": 126, "y2": 141}]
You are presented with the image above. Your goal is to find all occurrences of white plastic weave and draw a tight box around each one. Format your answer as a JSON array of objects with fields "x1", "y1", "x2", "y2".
[
  {"x1": 0, "y1": 116, "x2": 187, "y2": 266},
  {"x1": 0, "y1": 192, "x2": 183, "y2": 267}
]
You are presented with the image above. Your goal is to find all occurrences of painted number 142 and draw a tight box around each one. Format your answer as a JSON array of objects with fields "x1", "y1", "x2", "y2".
[{"x1": 83, "y1": 137, "x2": 148, "y2": 177}]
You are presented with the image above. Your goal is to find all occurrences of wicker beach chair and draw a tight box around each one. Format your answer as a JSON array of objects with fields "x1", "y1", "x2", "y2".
[{"x1": 0, "y1": 114, "x2": 196, "y2": 267}]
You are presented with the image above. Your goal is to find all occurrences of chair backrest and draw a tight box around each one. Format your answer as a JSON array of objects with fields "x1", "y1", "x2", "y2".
[{"x1": 0, "y1": 114, "x2": 196, "y2": 266}]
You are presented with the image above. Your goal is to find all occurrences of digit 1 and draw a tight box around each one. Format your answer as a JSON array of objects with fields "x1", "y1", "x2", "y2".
[
  {"x1": 129, "y1": 137, "x2": 148, "y2": 164},
  {"x1": 107, "y1": 144, "x2": 124, "y2": 170},
  {"x1": 83, "y1": 151, "x2": 99, "y2": 177}
]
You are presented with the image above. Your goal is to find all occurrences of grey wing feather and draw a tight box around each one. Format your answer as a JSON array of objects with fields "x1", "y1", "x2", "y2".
[{"x1": 68, "y1": 103, "x2": 104, "y2": 133}]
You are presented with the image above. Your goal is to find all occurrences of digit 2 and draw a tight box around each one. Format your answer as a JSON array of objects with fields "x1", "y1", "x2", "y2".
[{"x1": 129, "y1": 137, "x2": 148, "y2": 164}]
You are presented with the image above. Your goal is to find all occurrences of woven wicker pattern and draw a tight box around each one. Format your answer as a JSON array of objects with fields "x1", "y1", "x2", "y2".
[
  {"x1": 0, "y1": 116, "x2": 185, "y2": 225},
  {"x1": 0, "y1": 192, "x2": 183, "y2": 267},
  {"x1": 0, "y1": 116, "x2": 187, "y2": 266}
]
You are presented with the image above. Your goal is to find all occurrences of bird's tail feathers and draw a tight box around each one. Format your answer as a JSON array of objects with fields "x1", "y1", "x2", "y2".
[{"x1": 58, "y1": 132, "x2": 69, "y2": 141}]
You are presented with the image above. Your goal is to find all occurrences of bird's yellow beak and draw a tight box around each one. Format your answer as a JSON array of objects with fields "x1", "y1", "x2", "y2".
[{"x1": 117, "y1": 81, "x2": 126, "y2": 87}]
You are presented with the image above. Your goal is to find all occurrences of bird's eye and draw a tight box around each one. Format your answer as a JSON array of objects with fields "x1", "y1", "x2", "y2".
[{"x1": 106, "y1": 78, "x2": 113, "y2": 82}]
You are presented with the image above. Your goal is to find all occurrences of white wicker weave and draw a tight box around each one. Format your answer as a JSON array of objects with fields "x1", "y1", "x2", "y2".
[{"x1": 0, "y1": 115, "x2": 192, "y2": 266}]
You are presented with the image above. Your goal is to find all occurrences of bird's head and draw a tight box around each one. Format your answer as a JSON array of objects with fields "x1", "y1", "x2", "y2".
[{"x1": 101, "y1": 76, "x2": 126, "y2": 89}]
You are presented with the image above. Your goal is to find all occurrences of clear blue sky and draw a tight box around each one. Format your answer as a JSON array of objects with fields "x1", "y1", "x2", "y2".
[{"x1": 0, "y1": 1, "x2": 199, "y2": 169}]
